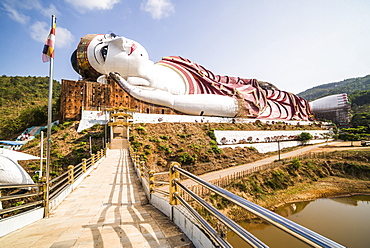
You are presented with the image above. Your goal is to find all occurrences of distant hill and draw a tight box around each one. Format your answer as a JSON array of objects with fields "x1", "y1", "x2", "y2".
[
  {"x1": 0, "y1": 75, "x2": 60, "y2": 139},
  {"x1": 297, "y1": 74, "x2": 370, "y2": 101}
]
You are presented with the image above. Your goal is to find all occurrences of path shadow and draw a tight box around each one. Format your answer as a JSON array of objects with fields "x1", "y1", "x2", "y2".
[{"x1": 82, "y1": 149, "x2": 162, "y2": 247}]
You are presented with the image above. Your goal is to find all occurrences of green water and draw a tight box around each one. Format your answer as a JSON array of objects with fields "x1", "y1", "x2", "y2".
[{"x1": 227, "y1": 195, "x2": 370, "y2": 247}]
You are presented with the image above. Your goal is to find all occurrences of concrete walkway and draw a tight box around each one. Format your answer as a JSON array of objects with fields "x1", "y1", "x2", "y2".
[{"x1": 0, "y1": 149, "x2": 190, "y2": 248}]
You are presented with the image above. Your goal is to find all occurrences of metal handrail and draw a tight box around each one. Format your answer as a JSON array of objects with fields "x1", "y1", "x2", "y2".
[
  {"x1": 49, "y1": 181, "x2": 69, "y2": 199},
  {"x1": 174, "y1": 192, "x2": 232, "y2": 248},
  {"x1": 0, "y1": 192, "x2": 43, "y2": 202},
  {"x1": 0, "y1": 184, "x2": 40, "y2": 189},
  {"x1": 0, "y1": 201, "x2": 43, "y2": 215},
  {"x1": 0, "y1": 184, "x2": 43, "y2": 217},
  {"x1": 153, "y1": 171, "x2": 169, "y2": 176},
  {"x1": 49, "y1": 170, "x2": 69, "y2": 184},
  {"x1": 0, "y1": 148, "x2": 107, "y2": 219},
  {"x1": 153, "y1": 189, "x2": 169, "y2": 196},
  {"x1": 152, "y1": 181, "x2": 169, "y2": 185},
  {"x1": 172, "y1": 164, "x2": 345, "y2": 248},
  {"x1": 49, "y1": 176, "x2": 69, "y2": 192},
  {"x1": 176, "y1": 181, "x2": 267, "y2": 248}
]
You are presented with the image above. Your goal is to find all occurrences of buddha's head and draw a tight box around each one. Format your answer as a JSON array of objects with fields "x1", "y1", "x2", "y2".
[{"x1": 71, "y1": 33, "x2": 150, "y2": 81}]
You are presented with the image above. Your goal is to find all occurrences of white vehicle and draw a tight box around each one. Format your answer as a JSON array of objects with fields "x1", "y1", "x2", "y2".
[{"x1": 361, "y1": 140, "x2": 370, "y2": 146}]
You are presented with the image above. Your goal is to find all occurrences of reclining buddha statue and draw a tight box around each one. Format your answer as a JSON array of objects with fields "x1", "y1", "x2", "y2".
[{"x1": 71, "y1": 33, "x2": 313, "y2": 120}]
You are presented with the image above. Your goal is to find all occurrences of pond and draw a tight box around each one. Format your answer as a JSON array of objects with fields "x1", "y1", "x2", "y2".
[{"x1": 227, "y1": 195, "x2": 370, "y2": 247}]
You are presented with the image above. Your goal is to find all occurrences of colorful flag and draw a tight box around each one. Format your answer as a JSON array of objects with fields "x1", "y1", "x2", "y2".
[{"x1": 42, "y1": 21, "x2": 56, "y2": 63}]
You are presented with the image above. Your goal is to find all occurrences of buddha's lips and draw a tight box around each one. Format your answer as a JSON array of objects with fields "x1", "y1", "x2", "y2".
[{"x1": 128, "y1": 43, "x2": 137, "y2": 56}]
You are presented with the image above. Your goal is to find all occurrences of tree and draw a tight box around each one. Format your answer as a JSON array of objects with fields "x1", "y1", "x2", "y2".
[
  {"x1": 298, "y1": 132, "x2": 313, "y2": 145},
  {"x1": 338, "y1": 133, "x2": 361, "y2": 146},
  {"x1": 339, "y1": 126, "x2": 367, "y2": 146},
  {"x1": 351, "y1": 112, "x2": 370, "y2": 132},
  {"x1": 320, "y1": 132, "x2": 333, "y2": 145}
]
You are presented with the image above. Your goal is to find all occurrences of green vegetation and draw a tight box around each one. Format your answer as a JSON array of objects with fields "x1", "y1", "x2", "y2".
[
  {"x1": 297, "y1": 77, "x2": 370, "y2": 136},
  {"x1": 198, "y1": 150, "x2": 370, "y2": 222},
  {"x1": 349, "y1": 90, "x2": 370, "y2": 114},
  {"x1": 339, "y1": 126, "x2": 370, "y2": 145},
  {"x1": 0, "y1": 75, "x2": 60, "y2": 139},
  {"x1": 351, "y1": 112, "x2": 370, "y2": 131},
  {"x1": 20, "y1": 122, "x2": 105, "y2": 179},
  {"x1": 298, "y1": 75, "x2": 370, "y2": 101},
  {"x1": 297, "y1": 132, "x2": 313, "y2": 145}
]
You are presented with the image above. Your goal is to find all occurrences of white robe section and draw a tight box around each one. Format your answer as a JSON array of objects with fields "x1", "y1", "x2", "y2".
[{"x1": 0, "y1": 149, "x2": 37, "y2": 185}]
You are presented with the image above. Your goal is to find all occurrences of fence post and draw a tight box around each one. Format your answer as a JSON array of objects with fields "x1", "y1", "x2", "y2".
[
  {"x1": 149, "y1": 170, "x2": 155, "y2": 194},
  {"x1": 92, "y1": 154, "x2": 96, "y2": 168},
  {"x1": 169, "y1": 161, "x2": 180, "y2": 205},
  {"x1": 41, "y1": 177, "x2": 49, "y2": 217},
  {"x1": 68, "y1": 165, "x2": 74, "y2": 184},
  {"x1": 136, "y1": 155, "x2": 140, "y2": 166},
  {"x1": 82, "y1": 158, "x2": 87, "y2": 173},
  {"x1": 140, "y1": 161, "x2": 145, "y2": 178}
]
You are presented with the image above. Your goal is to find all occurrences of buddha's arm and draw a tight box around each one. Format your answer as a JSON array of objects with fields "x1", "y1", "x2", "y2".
[{"x1": 109, "y1": 72, "x2": 239, "y2": 117}]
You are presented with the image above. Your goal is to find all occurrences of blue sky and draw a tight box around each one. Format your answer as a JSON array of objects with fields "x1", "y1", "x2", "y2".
[{"x1": 1, "y1": 0, "x2": 369, "y2": 94}]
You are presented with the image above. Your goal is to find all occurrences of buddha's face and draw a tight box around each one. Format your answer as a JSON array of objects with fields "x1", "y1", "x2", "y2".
[{"x1": 87, "y1": 33, "x2": 150, "y2": 77}]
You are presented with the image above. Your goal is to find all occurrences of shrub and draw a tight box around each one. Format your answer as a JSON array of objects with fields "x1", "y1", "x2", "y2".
[
  {"x1": 136, "y1": 126, "x2": 146, "y2": 132},
  {"x1": 290, "y1": 158, "x2": 302, "y2": 169},
  {"x1": 298, "y1": 132, "x2": 313, "y2": 145},
  {"x1": 210, "y1": 145, "x2": 222, "y2": 154},
  {"x1": 179, "y1": 152, "x2": 197, "y2": 164},
  {"x1": 159, "y1": 135, "x2": 169, "y2": 140},
  {"x1": 209, "y1": 140, "x2": 217, "y2": 146},
  {"x1": 189, "y1": 143, "x2": 200, "y2": 152},
  {"x1": 207, "y1": 129, "x2": 216, "y2": 140}
]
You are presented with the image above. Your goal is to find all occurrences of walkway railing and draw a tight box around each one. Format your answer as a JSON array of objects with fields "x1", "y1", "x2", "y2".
[
  {"x1": 0, "y1": 183, "x2": 43, "y2": 218},
  {"x1": 0, "y1": 148, "x2": 107, "y2": 220},
  {"x1": 129, "y1": 149, "x2": 345, "y2": 248},
  {"x1": 169, "y1": 162, "x2": 345, "y2": 248}
]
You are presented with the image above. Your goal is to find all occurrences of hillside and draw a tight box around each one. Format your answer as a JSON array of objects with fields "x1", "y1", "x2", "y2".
[
  {"x1": 18, "y1": 120, "x2": 324, "y2": 181},
  {"x1": 19, "y1": 121, "x2": 105, "y2": 181},
  {"x1": 349, "y1": 90, "x2": 370, "y2": 114},
  {"x1": 130, "y1": 122, "x2": 324, "y2": 175},
  {"x1": 0, "y1": 75, "x2": 60, "y2": 139},
  {"x1": 204, "y1": 150, "x2": 370, "y2": 222},
  {"x1": 297, "y1": 74, "x2": 370, "y2": 101}
]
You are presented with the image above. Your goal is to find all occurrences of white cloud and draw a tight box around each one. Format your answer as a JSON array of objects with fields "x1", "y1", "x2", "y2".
[
  {"x1": 30, "y1": 21, "x2": 74, "y2": 48},
  {"x1": 30, "y1": 21, "x2": 48, "y2": 43},
  {"x1": 2, "y1": 3, "x2": 30, "y2": 24},
  {"x1": 65, "y1": 0, "x2": 120, "y2": 12},
  {"x1": 141, "y1": 0, "x2": 175, "y2": 20},
  {"x1": 56, "y1": 26, "x2": 75, "y2": 48}
]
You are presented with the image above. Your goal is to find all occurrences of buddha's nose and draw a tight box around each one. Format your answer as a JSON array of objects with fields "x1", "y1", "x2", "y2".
[{"x1": 110, "y1": 37, "x2": 126, "y2": 51}]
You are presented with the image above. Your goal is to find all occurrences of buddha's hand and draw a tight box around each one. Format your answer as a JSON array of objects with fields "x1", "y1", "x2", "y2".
[
  {"x1": 109, "y1": 72, "x2": 133, "y2": 93},
  {"x1": 109, "y1": 71, "x2": 175, "y2": 108}
]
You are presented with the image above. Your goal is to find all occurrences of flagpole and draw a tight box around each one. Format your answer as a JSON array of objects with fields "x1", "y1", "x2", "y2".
[{"x1": 45, "y1": 14, "x2": 56, "y2": 218}]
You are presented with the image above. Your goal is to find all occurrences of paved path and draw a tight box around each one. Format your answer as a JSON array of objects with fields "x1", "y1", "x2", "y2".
[
  {"x1": 181, "y1": 141, "x2": 344, "y2": 187},
  {"x1": 0, "y1": 149, "x2": 189, "y2": 248}
]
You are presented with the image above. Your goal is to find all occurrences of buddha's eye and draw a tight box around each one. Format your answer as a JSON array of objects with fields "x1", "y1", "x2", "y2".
[{"x1": 101, "y1": 46, "x2": 108, "y2": 61}]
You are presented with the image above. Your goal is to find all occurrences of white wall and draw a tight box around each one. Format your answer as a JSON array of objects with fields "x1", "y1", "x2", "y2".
[
  {"x1": 77, "y1": 111, "x2": 321, "y2": 132},
  {"x1": 0, "y1": 208, "x2": 44, "y2": 237},
  {"x1": 215, "y1": 130, "x2": 333, "y2": 153},
  {"x1": 150, "y1": 193, "x2": 216, "y2": 248}
]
